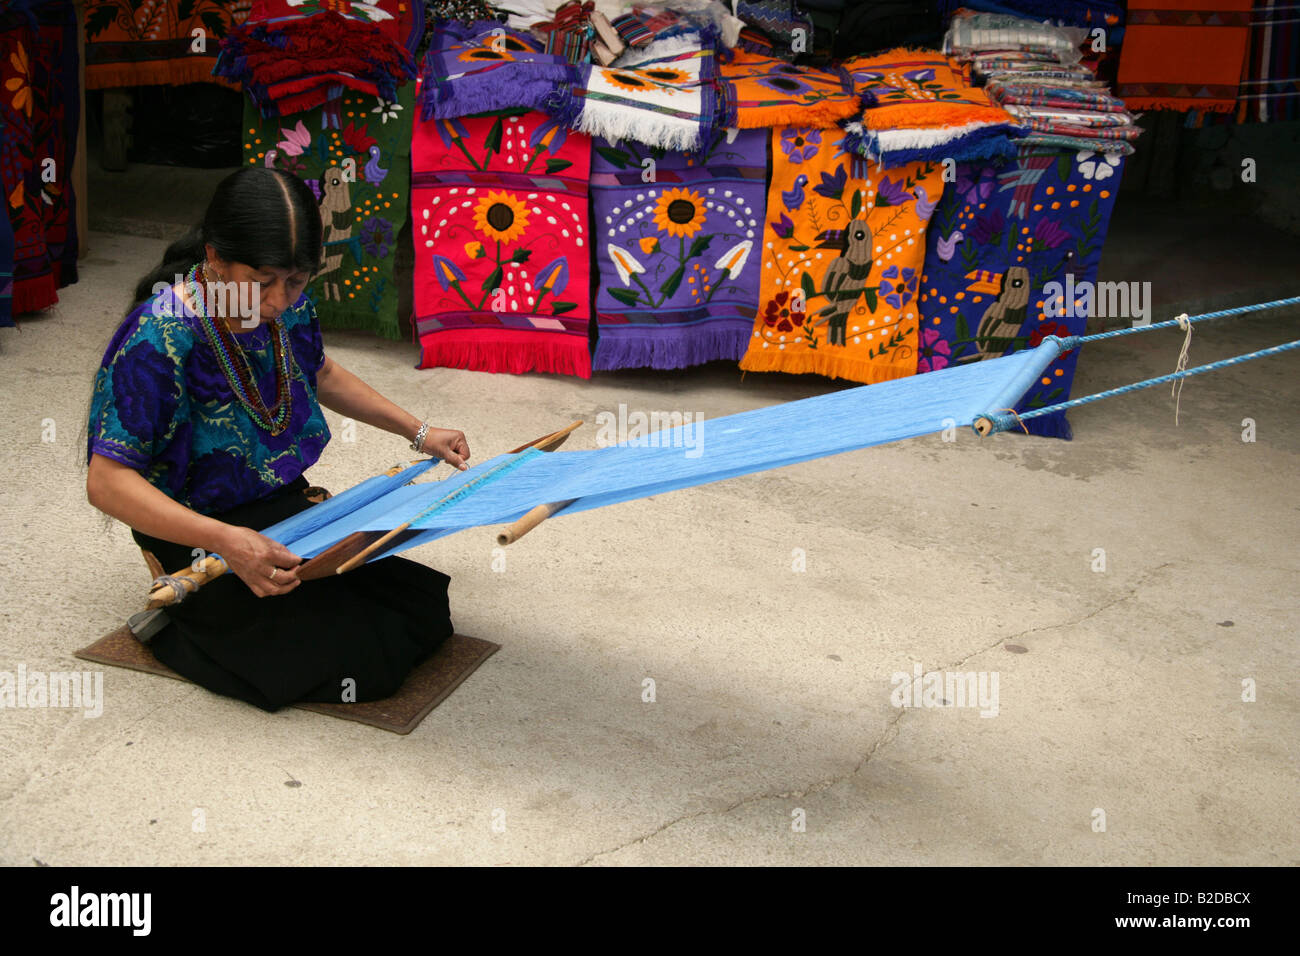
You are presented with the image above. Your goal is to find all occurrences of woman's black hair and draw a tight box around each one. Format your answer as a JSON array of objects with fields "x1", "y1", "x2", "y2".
[
  {"x1": 129, "y1": 166, "x2": 323, "y2": 307},
  {"x1": 86, "y1": 168, "x2": 324, "y2": 470}
]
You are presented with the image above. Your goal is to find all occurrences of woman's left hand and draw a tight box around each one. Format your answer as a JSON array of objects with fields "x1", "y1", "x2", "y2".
[{"x1": 422, "y1": 427, "x2": 471, "y2": 470}]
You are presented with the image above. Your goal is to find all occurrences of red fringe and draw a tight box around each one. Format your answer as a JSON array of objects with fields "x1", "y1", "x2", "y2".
[
  {"x1": 418, "y1": 329, "x2": 592, "y2": 378},
  {"x1": 12, "y1": 276, "x2": 58, "y2": 316}
]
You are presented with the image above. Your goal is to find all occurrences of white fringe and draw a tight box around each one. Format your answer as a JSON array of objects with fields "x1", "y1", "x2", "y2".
[
  {"x1": 578, "y1": 103, "x2": 703, "y2": 151},
  {"x1": 615, "y1": 33, "x2": 704, "y2": 68}
]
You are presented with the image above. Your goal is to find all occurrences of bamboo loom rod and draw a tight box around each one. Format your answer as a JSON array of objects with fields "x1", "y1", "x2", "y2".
[
  {"x1": 145, "y1": 459, "x2": 423, "y2": 609},
  {"x1": 496, "y1": 498, "x2": 577, "y2": 546},
  {"x1": 334, "y1": 420, "x2": 584, "y2": 574}
]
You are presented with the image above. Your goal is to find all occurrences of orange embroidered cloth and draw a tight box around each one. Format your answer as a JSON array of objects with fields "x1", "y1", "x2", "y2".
[
  {"x1": 739, "y1": 127, "x2": 945, "y2": 384},
  {"x1": 1116, "y1": 0, "x2": 1254, "y2": 112},
  {"x1": 84, "y1": 0, "x2": 250, "y2": 89}
]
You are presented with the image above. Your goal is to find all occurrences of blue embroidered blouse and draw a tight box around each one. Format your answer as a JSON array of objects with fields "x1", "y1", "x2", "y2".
[{"x1": 88, "y1": 287, "x2": 332, "y2": 516}]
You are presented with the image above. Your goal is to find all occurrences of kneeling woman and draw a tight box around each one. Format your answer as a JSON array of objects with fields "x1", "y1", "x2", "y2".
[{"x1": 86, "y1": 167, "x2": 470, "y2": 712}]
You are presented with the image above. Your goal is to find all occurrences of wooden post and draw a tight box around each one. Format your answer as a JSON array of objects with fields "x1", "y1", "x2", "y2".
[{"x1": 73, "y1": 1, "x2": 88, "y2": 255}]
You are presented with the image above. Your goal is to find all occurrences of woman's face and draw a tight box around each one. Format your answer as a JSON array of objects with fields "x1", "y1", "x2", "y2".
[{"x1": 206, "y1": 247, "x2": 311, "y2": 325}]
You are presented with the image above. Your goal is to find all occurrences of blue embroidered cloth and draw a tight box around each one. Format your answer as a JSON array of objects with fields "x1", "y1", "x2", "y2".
[{"x1": 88, "y1": 288, "x2": 331, "y2": 515}]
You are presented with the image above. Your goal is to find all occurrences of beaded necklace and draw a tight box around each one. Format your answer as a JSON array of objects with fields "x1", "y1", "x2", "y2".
[{"x1": 185, "y1": 262, "x2": 294, "y2": 435}]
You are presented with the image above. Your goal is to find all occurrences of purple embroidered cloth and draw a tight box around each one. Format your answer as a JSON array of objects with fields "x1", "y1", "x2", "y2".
[{"x1": 591, "y1": 128, "x2": 767, "y2": 370}]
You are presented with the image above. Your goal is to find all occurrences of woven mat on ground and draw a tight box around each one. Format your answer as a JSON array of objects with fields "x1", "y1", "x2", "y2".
[
  {"x1": 0, "y1": 0, "x2": 79, "y2": 317},
  {"x1": 591, "y1": 128, "x2": 765, "y2": 371},
  {"x1": 241, "y1": 81, "x2": 414, "y2": 339},
  {"x1": 413, "y1": 105, "x2": 593, "y2": 377},
  {"x1": 83, "y1": 0, "x2": 248, "y2": 89},
  {"x1": 75, "y1": 625, "x2": 498, "y2": 734},
  {"x1": 841, "y1": 49, "x2": 1020, "y2": 166},
  {"x1": 739, "y1": 128, "x2": 944, "y2": 384},
  {"x1": 1116, "y1": 0, "x2": 1253, "y2": 112},
  {"x1": 917, "y1": 146, "x2": 1126, "y2": 439}
]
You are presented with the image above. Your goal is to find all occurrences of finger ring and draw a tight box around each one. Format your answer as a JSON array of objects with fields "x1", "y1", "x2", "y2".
[{"x1": 270, "y1": 568, "x2": 279, "y2": 581}]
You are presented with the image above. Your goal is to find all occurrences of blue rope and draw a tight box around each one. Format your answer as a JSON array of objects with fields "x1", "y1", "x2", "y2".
[
  {"x1": 1052, "y1": 294, "x2": 1300, "y2": 350},
  {"x1": 978, "y1": 337, "x2": 1300, "y2": 434}
]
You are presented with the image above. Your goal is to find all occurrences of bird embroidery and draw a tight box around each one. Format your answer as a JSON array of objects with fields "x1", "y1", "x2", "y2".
[
  {"x1": 974, "y1": 266, "x2": 1030, "y2": 358},
  {"x1": 816, "y1": 218, "x2": 873, "y2": 347},
  {"x1": 364, "y1": 145, "x2": 388, "y2": 185},
  {"x1": 912, "y1": 184, "x2": 937, "y2": 221},
  {"x1": 312, "y1": 165, "x2": 354, "y2": 301},
  {"x1": 782, "y1": 174, "x2": 808, "y2": 212},
  {"x1": 936, "y1": 229, "x2": 964, "y2": 262},
  {"x1": 996, "y1": 152, "x2": 1053, "y2": 219}
]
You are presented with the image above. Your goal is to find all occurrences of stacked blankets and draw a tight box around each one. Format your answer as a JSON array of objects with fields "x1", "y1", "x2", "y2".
[
  {"x1": 217, "y1": 1, "x2": 420, "y2": 118},
  {"x1": 417, "y1": 21, "x2": 861, "y2": 151},
  {"x1": 948, "y1": 11, "x2": 1140, "y2": 156},
  {"x1": 840, "y1": 48, "x2": 1021, "y2": 166}
]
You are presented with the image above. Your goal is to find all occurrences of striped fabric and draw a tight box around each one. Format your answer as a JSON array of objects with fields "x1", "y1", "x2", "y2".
[{"x1": 1236, "y1": 0, "x2": 1300, "y2": 122}]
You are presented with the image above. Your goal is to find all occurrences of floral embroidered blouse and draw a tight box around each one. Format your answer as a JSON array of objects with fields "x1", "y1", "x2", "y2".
[{"x1": 88, "y1": 287, "x2": 331, "y2": 516}]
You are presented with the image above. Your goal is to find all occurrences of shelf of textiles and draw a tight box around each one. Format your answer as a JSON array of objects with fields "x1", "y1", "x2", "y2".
[
  {"x1": 1, "y1": 0, "x2": 81, "y2": 327},
  {"x1": 406, "y1": 14, "x2": 1135, "y2": 440},
  {"x1": 180, "y1": 3, "x2": 1145, "y2": 442}
]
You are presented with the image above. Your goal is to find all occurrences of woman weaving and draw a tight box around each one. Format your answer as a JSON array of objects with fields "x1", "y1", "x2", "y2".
[{"x1": 85, "y1": 167, "x2": 470, "y2": 712}]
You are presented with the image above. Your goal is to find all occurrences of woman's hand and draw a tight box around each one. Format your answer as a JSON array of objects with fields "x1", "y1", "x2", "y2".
[
  {"x1": 216, "y1": 525, "x2": 303, "y2": 597},
  {"x1": 422, "y1": 427, "x2": 471, "y2": 471}
]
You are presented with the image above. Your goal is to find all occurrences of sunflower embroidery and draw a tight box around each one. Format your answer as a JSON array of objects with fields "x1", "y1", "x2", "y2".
[
  {"x1": 473, "y1": 190, "x2": 530, "y2": 244},
  {"x1": 640, "y1": 67, "x2": 690, "y2": 86},
  {"x1": 458, "y1": 47, "x2": 515, "y2": 63},
  {"x1": 653, "y1": 188, "x2": 706, "y2": 238},
  {"x1": 603, "y1": 70, "x2": 658, "y2": 94}
]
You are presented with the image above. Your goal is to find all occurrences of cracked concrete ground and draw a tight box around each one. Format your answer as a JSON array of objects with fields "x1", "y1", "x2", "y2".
[{"x1": 1, "y1": 219, "x2": 1297, "y2": 866}]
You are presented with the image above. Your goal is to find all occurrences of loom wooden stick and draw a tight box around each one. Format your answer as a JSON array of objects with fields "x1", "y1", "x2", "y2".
[
  {"x1": 333, "y1": 421, "x2": 584, "y2": 575},
  {"x1": 496, "y1": 499, "x2": 577, "y2": 546},
  {"x1": 145, "y1": 459, "x2": 422, "y2": 608}
]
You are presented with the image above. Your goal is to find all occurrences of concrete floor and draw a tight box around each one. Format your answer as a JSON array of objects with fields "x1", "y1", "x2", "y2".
[{"x1": 1, "y1": 204, "x2": 1297, "y2": 864}]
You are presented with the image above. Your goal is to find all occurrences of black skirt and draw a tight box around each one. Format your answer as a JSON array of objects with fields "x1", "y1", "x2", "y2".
[{"x1": 134, "y1": 476, "x2": 454, "y2": 712}]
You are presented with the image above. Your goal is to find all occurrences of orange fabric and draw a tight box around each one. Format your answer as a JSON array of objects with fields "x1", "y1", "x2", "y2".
[
  {"x1": 845, "y1": 48, "x2": 1012, "y2": 132},
  {"x1": 740, "y1": 127, "x2": 944, "y2": 383},
  {"x1": 718, "y1": 49, "x2": 862, "y2": 129},
  {"x1": 83, "y1": 0, "x2": 248, "y2": 90},
  {"x1": 1116, "y1": 1, "x2": 1253, "y2": 112}
]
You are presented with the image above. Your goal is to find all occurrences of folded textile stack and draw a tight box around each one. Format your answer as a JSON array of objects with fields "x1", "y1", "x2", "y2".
[
  {"x1": 840, "y1": 48, "x2": 1021, "y2": 166},
  {"x1": 217, "y1": 1, "x2": 420, "y2": 119},
  {"x1": 419, "y1": 21, "x2": 859, "y2": 150},
  {"x1": 947, "y1": 11, "x2": 1140, "y2": 156}
]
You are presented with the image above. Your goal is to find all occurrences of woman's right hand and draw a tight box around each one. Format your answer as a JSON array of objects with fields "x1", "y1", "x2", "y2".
[{"x1": 216, "y1": 525, "x2": 303, "y2": 597}]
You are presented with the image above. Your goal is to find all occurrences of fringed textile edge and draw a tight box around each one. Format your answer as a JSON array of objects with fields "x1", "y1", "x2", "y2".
[
  {"x1": 84, "y1": 59, "x2": 234, "y2": 90},
  {"x1": 592, "y1": 322, "x2": 750, "y2": 371},
  {"x1": 417, "y1": 327, "x2": 592, "y2": 378},
  {"x1": 738, "y1": 345, "x2": 916, "y2": 385}
]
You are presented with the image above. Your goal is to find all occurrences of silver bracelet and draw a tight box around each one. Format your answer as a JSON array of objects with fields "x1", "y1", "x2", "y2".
[{"x1": 411, "y1": 421, "x2": 430, "y2": 453}]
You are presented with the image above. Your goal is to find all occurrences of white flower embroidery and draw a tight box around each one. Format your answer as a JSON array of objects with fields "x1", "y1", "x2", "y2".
[
  {"x1": 372, "y1": 100, "x2": 403, "y2": 124},
  {"x1": 1076, "y1": 150, "x2": 1120, "y2": 181},
  {"x1": 607, "y1": 244, "x2": 645, "y2": 286}
]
